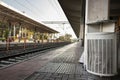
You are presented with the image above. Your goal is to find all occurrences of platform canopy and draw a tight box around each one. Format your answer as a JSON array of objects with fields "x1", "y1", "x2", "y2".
[
  {"x1": 58, "y1": 0, "x2": 120, "y2": 38},
  {"x1": 58, "y1": 0, "x2": 85, "y2": 38},
  {"x1": 0, "y1": 1, "x2": 58, "y2": 33},
  {"x1": 110, "y1": 0, "x2": 120, "y2": 19}
]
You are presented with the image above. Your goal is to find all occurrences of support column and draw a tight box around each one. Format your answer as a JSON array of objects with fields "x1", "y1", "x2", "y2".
[
  {"x1": 18, "y1": 23, "x2": 22, "y2": 42},
  {"x1": 54, "y1": 33, "x2": 57, "y2": 42},
  {"x1": 24, "y1": 27, "x2": 27, "y2": 50},
  {"x1": 42, "y1": 33, "x2": 44, "y2": 43},
  {"x1": 44, "y1": 33, "x2": 47, "y2": 43},
  {"x1": 47, "y1": 33, "x2": 49, "y2": 43},
  {"x1": 13, "y1": 24, "x2": 16, "y2": 40},
  {"x1": 80, "y1": 0, "x2": 117, "y2": 76},
  {"x1": 6, "y1": 21, "x2": 12, "y2": 51},
  {"x1": 82, "y1": 0, "x2": 109, "y2": 67},
  {"x1": 117, "y1": 17, "x2": 120, "y2": 70},
  {"x1": 13, "y1": 23, "x2": 17, "y2": 41},
  {"x1": 86, "y1": 0, "x2": 109, "y2": 23},
  {"x1": 51, "y1": 33, "x2": 55, "y2": 42},
  {"x1": 50, "y1": 33, "x2": 52, "y2": 43},
  {"x1": 38, "y1": 32, "x2": 40, "y2": 43},
  {"x1": 34, "y1": 27, "x2": 37, "y2": 48},
  {"x1": 79, "y1": 24, "x2": 85, "y2": 46}
]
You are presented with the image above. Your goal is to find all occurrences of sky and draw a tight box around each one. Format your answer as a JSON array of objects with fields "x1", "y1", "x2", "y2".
[{"x1": 1, "y1": 0, "x2": 77, "y2": 39}]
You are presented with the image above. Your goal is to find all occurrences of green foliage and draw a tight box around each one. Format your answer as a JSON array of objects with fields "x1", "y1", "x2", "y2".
[
  {"x1": 44, "y1": 34, "x2": 48, "y2": 39},
  {"x1": 58, "y1": 34, "x2": 72, "y2": 42},
  {"x1": 39, "y1": 34, "x2": 48, "y2": 40},
  {"x1": 0, "y1": 38, "x2": 5, "y2": 42},
  {"x1": 4, "y1": 29, "x2": 9, "y2": 39},
  {"x1": 58, "y1": 36, "x2": 64, "y2": 41}
]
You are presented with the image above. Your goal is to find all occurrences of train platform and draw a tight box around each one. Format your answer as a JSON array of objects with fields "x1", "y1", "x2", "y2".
[
  {"x1": 0, "y1": 42, "x2": 69, "y2": 59},
  {"x1": 0, "y1": 42, "x2": 119, "y2": 80},
  {"x1": 25, "y1": 43, "x2": 120, "y2": 80}
]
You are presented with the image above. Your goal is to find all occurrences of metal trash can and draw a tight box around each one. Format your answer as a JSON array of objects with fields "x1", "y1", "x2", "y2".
[{"x1": 86, "y1": 32, "x2": 117, "y2": 76}]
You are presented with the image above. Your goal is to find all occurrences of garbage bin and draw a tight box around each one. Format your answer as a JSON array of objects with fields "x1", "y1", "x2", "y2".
[{"x1": 86, "y1": 32, "x2": 117, "y2": 76}]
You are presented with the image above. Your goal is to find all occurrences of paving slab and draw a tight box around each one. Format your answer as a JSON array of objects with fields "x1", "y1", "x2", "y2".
[
  {"x1": 25, "y1": 42, "x2": 120, "y2": 80},
  {"x1": 0, "y1": 43, "x2": 73, "y2": 80}
]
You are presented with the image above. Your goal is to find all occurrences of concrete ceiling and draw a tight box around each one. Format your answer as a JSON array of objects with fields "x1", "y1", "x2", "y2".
[
  {"x1": 59, "y1": 0, "x2": 120, "y2": 38},
  {"x1": 110, "y1": 0, "x2": 120, "y2": 19},
  {"x1": 58, "y1": 0, "x2": 85, "y2": 38}
]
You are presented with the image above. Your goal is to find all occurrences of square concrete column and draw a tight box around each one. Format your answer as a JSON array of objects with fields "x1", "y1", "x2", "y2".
[
  {"x1": 83, "y1": 0, "x2": 109, "y2": 65},
  {"x1": 86, "y1": 0, "x2": 109, "y2": 23},
  {"x1": 80, "y1": 0, "x2": 117, "y2": 76}
]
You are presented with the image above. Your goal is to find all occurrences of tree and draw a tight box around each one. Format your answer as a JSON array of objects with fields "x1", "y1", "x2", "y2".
[
  {"x1": 64, "y1": 34, "x2": 72, "y2": 41},
  {"x1": 58, "y1": 34, "x2": 72, "y2": 42},
  {"x1": 58, "y1": 36, "x2": 64, "y2": 41}
]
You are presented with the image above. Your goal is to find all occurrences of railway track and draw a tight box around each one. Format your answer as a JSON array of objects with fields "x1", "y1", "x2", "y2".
[
  {"x1": 0, "y1": 42, "x2": 71, "y2": 69},
  {"x1": 0, "y1": 47, "x2": 53, "y2": 69}
]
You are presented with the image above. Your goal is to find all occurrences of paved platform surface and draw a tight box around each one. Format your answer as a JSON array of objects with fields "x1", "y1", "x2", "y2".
[
  {"x1": 0, "y1": 42, "x2": 74, "y2": 80},
  {"x1": 0, "y1": 42, "x2": 119, "y2": 80},
  {"x1": 25, "y1": 42, "x2": 120, "y2": 80}
]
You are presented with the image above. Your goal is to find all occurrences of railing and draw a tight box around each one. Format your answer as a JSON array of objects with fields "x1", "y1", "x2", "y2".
[{"x1": 86, "y1": 32, "x2": 117, "y2": 76}]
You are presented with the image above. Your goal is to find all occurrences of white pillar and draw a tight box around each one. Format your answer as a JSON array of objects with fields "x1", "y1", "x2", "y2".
[
  {"x1": 81, "y1": 0, "x2": 109, "y2": 67},
  {"x1": 18, "y1": 25, "x2": 22, "y2": 42},
  {"x1": 42, "y1": 33, "x2": 44, "y2": 43},
  {"x1": 13, "y1": 24, "x2": 16, "y2": 40},
  {"x1": 81, "y1": 0, "x2": 117, "y2": 76}
]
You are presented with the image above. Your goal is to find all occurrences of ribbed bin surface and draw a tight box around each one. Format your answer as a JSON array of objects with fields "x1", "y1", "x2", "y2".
[{"x1": 87, "y1": 32, "x2": 117, "y2": 76}]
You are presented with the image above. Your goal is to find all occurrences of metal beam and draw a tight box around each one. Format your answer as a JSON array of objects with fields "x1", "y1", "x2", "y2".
[{"x1": 42, "y1": 21, "x2": 69, "y2": 24}]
